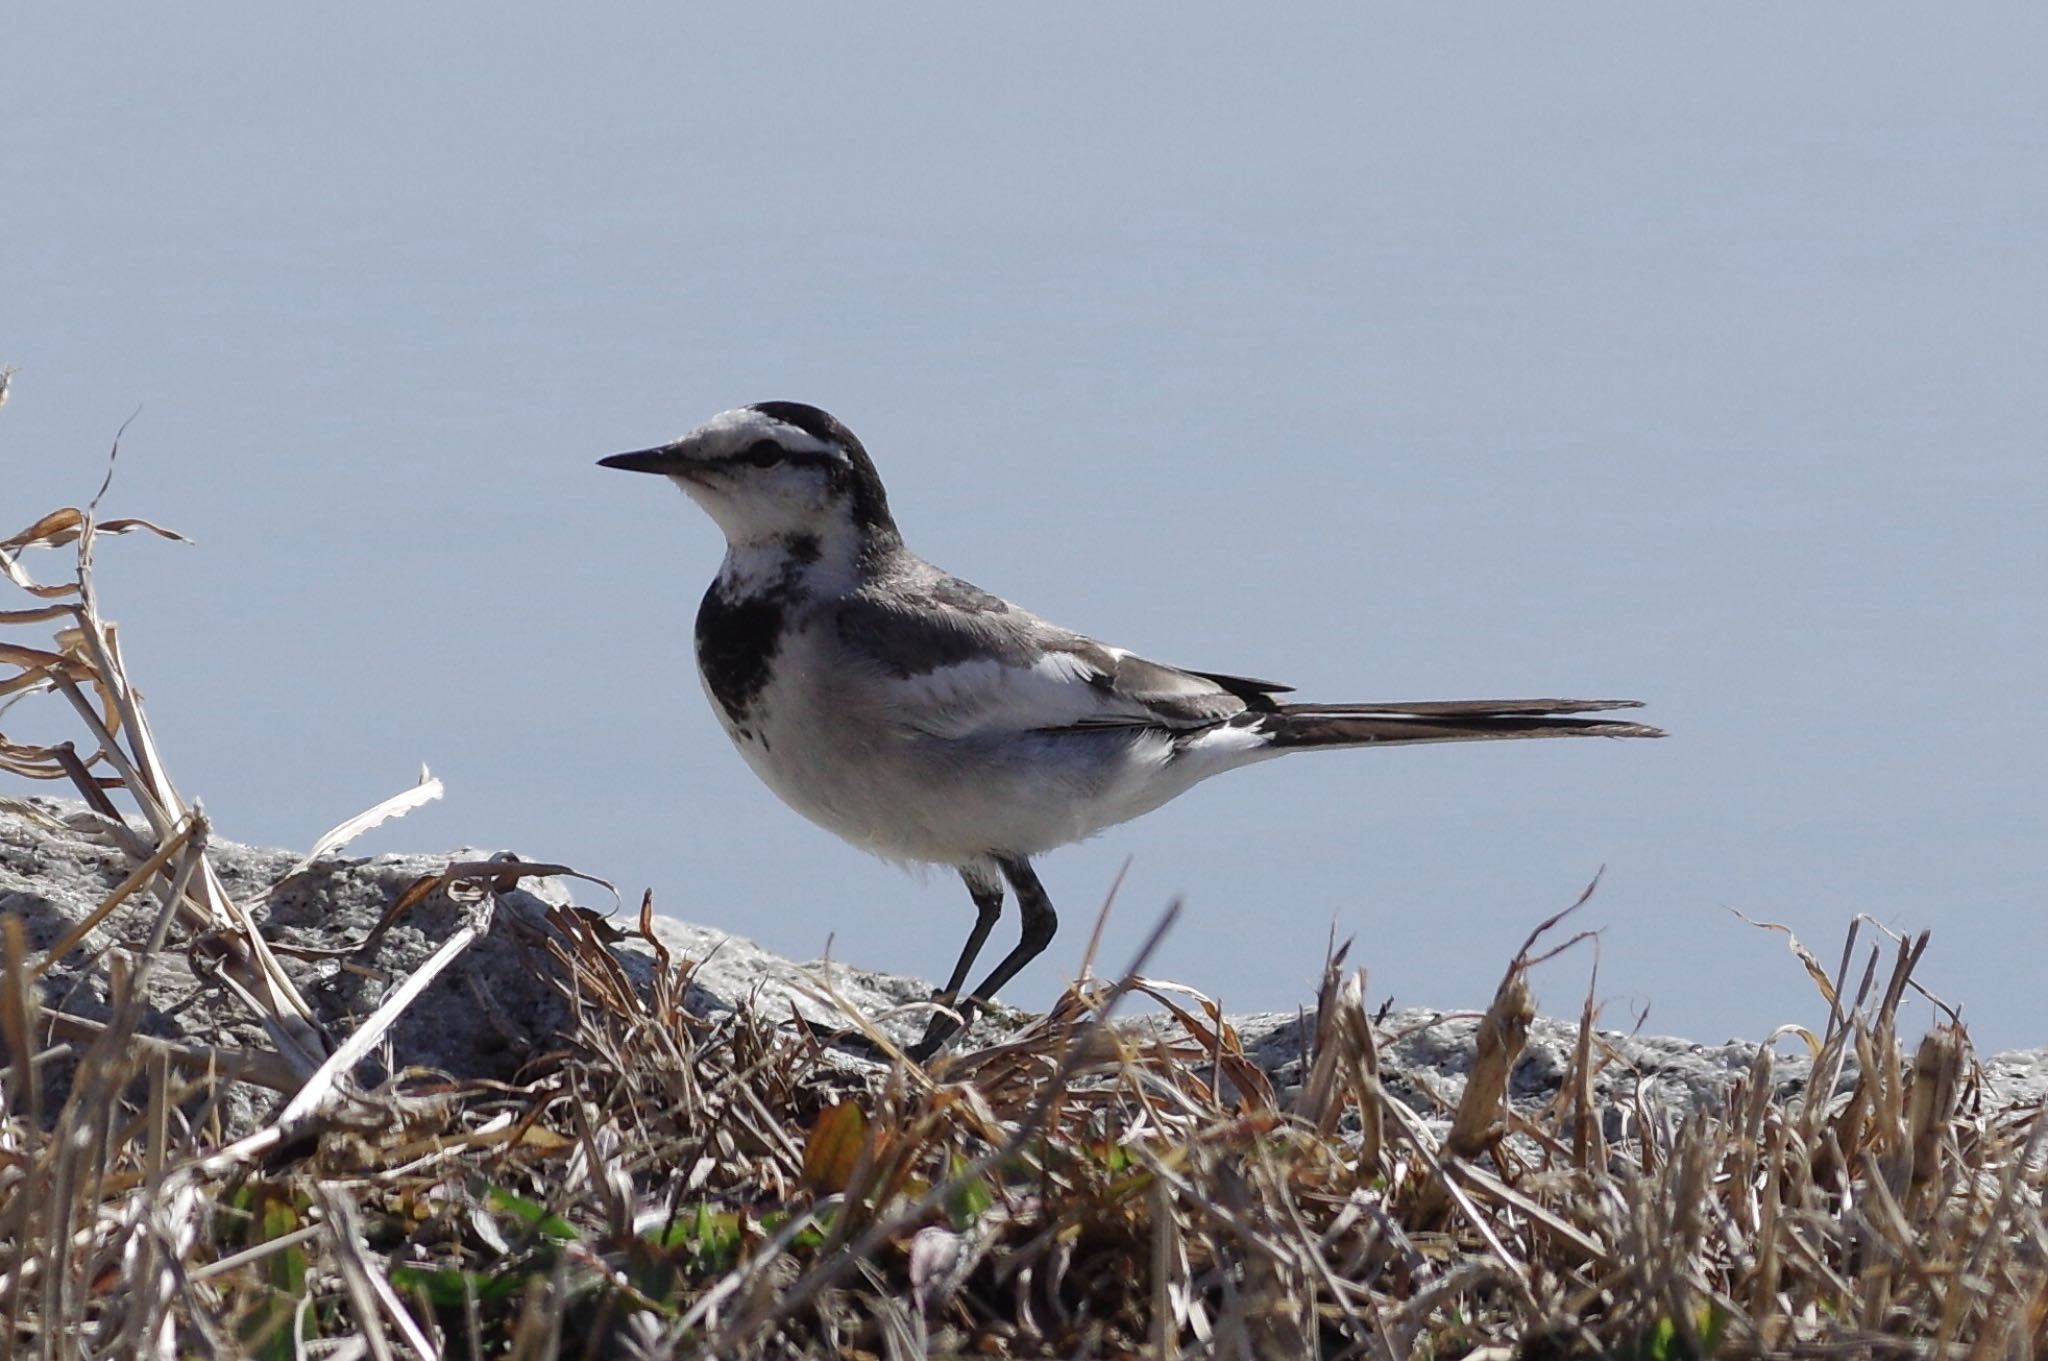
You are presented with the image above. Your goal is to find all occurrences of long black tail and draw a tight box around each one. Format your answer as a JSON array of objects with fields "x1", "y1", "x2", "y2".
[{"x1": 1256, "y1": 698, "x2": 1663, "y2": 749}]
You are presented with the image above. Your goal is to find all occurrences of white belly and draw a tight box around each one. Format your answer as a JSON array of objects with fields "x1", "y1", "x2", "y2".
[{"x1": 702, "y1": 658, "x2": 1267, "y2": 868}]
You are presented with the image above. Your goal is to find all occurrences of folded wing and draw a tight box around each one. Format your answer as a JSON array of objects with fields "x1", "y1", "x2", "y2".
[{"x1": 833, "y1": 589, "x2": 1264, "y2": 739}]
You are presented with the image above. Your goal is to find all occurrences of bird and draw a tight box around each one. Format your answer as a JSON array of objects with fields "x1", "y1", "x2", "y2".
[{"x1": 600, "y1": 401, "x2": 1661, "y2": 1058}]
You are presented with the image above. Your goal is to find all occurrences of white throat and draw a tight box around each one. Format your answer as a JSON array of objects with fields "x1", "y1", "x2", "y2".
[{"x1": 713, "y1": 519, "x2": 866, "y2": 600}]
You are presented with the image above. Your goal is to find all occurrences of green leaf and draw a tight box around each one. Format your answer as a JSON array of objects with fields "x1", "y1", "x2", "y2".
[
  {"x1": 945, "y1": 1154, "x2": 995, "y2": 1229},
  {"x1": 483, "y1": 1184, "x2": 580, "y2": 1242},
  {"x1": 390, "y1": 1264, "x2": 530, "y2": 1307},
  {"x1": 233, "y1": 1187, "x2": 313, "y2": 1361},
  {"x1": 1696, "y1": 1303, "x2": 1730, "y2": 1356},
  {"x1": 761, "y1": 1207, "x2": 830, "y2": 1251},
  {"x1": 642, "y1": 1203, "x2": 744, "y2": 1273},
  {"x1": 257, "y1": 1196, "x2": 306, "y2": 1297}
]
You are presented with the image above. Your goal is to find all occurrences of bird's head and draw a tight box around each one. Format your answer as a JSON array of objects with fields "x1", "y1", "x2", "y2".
[{"x1": 600, "y1": 402, "x2": 897, "y2": 549}]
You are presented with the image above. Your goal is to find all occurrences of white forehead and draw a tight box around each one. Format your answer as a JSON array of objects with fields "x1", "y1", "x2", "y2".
[{"x1": 686, "y1": 406, "x2": 838, "y2": 460}]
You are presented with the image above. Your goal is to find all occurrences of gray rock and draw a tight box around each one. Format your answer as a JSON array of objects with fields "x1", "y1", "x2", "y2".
[
  {"x1": 3, "y1": 798, "x2": 2035, "y2": 1132},
  {"x1": 0, "y1": 796, "x2": 1013, "y2": 1127}
]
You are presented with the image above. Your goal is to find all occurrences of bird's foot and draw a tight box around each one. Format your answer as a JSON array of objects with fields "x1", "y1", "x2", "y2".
[
  {"x1": 908, "y1": 994, "x2": 981, "y2": 1063},
  {"x1": 794, "y1": 1016, "x2": 898, "y2": 1062},
  {"x1": 794, "y1": 1000, "x2": 975, "y2": 1064}
]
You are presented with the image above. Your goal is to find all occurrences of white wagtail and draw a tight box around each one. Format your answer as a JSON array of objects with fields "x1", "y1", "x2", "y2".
[{"x1": 601, "y1": 402, "x2": 1661, "y2": 1056}]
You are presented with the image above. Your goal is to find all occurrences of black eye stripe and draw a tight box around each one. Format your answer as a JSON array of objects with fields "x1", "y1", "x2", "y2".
[{"x1": 736, "y1": 438, "x2": 840, "y2": 470}]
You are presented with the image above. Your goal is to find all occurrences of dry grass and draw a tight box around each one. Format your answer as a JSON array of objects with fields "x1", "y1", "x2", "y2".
[{"x1": 3, "y1": 452, "x2": 2045, "y2": 1359}]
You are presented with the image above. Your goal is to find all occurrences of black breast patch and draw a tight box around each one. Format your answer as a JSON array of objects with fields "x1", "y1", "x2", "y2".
[{"x1": 696, "y1": 587, "x2": 788, "y2": 723}]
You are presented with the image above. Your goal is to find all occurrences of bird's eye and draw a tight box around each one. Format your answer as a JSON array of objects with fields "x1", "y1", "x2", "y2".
[{"x1": 736, "y1": 437, "x2": 841, "y2": 472}]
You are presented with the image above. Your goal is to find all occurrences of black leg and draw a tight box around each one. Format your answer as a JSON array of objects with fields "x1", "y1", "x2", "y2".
[
  {"x1": 936, "y1": 866, "x2": 1005, "y2": 1002},
  {"x1": 911, "y1": 856, "x2": 1058, "y2": 1060},
  {"x1": 967, "y1": 857, "x2": 1058, "y2": 1003}
]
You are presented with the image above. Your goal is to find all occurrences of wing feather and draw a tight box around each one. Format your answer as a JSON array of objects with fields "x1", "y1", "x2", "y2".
[{"x1": 830, "y1": 583, "x2": 1254, "y2": 740}]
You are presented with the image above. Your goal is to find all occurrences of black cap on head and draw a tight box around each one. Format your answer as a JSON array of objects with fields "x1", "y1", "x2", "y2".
[{"x1": 748, "y1": 401, "x2": 856, "y2": 448}]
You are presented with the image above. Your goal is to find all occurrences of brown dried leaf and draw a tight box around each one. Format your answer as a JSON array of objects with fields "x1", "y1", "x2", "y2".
[
  {"x1": 0, "y1": 605, "x2": 76, "y2": 625},
  {"x1": 361, "y1": 858, "x2": 613, "y2": 952},
  {"x1": 1446, "y1": 965, "x2": 1535, "y2": 1161},
  {"x1": 96, "y1": 516, "x2": 192, "y2": 544},
  {"x1": 438, "y1": 858, "x2": 616, "y2": 898},
  {"x1": 1730, "y1": 908, "x2": 1839, "y2": 1008},
  {"x1": 802, "y1": 1101, "x2": 870, "y2": 1194},
  {"x1": 0, "y1": 507, "x2": 87, "y2": 553},
  {"x1": 368, "y1": 873, "x2": 450, "y2": 943},
  {"x1": 0, "y1": 639, "x2": 94, "y2": 680},
  {"x1": 0, "y1": 508, "x2": 189, "y2": 554},
  {"x1": 1, "y1": 507, "x2": 188, "y2": 595}
]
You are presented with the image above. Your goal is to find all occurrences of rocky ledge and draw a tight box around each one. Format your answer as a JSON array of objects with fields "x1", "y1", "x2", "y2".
[{"x1": 3, "y1": 797, "x2": 2040, "y2": 1131}]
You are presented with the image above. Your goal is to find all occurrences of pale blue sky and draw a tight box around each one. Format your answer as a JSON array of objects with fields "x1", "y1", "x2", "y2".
[{"x1": 5, "y1": 6, "x2": 2043, "y2": 1051}]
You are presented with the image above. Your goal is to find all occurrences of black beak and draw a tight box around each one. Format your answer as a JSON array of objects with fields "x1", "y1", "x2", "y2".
[{"x1": 598, "y1": 445, "x2": 691, "y2": 474}]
